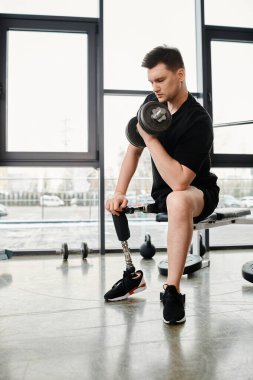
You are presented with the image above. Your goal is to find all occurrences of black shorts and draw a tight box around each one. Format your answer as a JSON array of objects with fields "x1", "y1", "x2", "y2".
[{"x1": 154, "y1": 185, "x2": 220, "y2": 224}]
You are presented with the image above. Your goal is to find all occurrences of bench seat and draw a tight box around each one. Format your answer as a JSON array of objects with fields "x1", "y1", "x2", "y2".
[{"x1": 156, "y1": 207, "x2": 251, "y2": 224}]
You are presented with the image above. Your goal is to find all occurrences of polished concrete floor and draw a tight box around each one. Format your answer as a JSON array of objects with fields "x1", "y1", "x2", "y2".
[{"x1": 1, "y1": 250, "x2": 253, "y2": 380}]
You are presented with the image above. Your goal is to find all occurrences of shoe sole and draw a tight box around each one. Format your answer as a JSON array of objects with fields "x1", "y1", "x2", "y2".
[
  {"x1": 163, "y1": 316, "x2": 186, "y2": 324},
  {"x1": 105, "y1": 282, "x2": 147, "y2": 302}
]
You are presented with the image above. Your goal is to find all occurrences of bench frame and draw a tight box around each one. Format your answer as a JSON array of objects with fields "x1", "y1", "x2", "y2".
[{"x1": 156, "y1": 207, "x2": 252, "y2": 272}]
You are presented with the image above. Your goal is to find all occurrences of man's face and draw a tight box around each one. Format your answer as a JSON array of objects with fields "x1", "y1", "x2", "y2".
[{"x1": 147, "y1": 63, "x2": 184, "y2": 103}]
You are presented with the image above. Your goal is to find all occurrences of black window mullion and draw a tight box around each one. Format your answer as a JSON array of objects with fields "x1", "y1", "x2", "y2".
[{"x1": 0, "y1": 20, "x2": 7, "y2": 165}]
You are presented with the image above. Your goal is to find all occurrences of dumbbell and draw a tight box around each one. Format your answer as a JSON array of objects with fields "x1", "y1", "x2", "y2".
[
  {"x1": 125, "y1": 101, "x2": 172, "y2": 147},
  {"x1": 61, "y1": 242, "x2": 89, "y2": 261}
]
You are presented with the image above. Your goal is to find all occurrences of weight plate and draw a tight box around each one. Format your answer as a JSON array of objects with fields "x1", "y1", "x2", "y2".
[
  {"x1": 139, "y1": 101, "x2": 171, "y2": 135},
  {"x1": 158, "y1": 260, "x2": 169, "y2": 276},
  {"x1": 158, "y1": 255, "x2": 202, "y2": 276},
  {"x1": 125, "y1": 116, "x2": 145, "y2": 148},
  {"x1": 61, "y1": 242, "x2": 69, "y2": 261},
  {"x1": 242, "y1": 261, "x2": 253, "y2": 283},
  {"x1": 81, "y1": 242, "x2": 89, "y2": 259}
]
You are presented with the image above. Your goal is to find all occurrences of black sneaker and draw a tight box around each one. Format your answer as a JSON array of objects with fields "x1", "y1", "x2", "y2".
[
  {"x1": 104, "y1": 270, "x2": 146, "y2": 301},
  {"x1": 161, "y1": 285, "x2": 186, "y2": 324}
]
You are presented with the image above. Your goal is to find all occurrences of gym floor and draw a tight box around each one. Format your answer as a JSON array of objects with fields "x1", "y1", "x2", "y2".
[{"x1": 1, "y1": 250, "x2": 253, "y2": 380}]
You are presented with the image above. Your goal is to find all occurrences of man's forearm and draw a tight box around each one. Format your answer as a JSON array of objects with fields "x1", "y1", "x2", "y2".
[
  {"x1": 145, "y1": 138, "x2": 194, "y2": 190},
  {"x1": 114, "y1": 145, "x2": 143, "y2": 195}
]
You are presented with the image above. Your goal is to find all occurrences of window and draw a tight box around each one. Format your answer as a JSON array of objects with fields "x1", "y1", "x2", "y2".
[
  {"x1": 204, "y1": 26, "x2": 253, "y2": 167},
  {"x1": 7, "y1": 31, "x2": 88, "y2": 153},
  {"x1": 0, "y1": 166, "x2": 100, "y2": 250},
  {"x1": 210, "y1": 168, "x2": 253, "y2": 247},
  {"x1": 104, "y1": 0, "x2": 197, "y2": 92},
  {"x1": 0, "y1": 0, "x2": 99, "y2": 18},
  {"x1": 0, "y1": 15, "x2": 98, "y2": 165},
  {"x1": 104, "y1": 95, "x2": 144, "y2": 178},
  {"x1": 103, "y1": 0, "x2": 199, "y2": 249},
  {"x1": 211, "y1": 41, "x2": 253, "y2": 155},
  {"x1": 205, "y1": 0, "x2": 253, "y2": 28}
]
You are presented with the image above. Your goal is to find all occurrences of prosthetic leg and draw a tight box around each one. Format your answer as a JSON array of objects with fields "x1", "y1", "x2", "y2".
[
  {"x1": 104, "y1": 204, "x2": 158, "y2": 301},
  {"x1": 112, "y1": 212, "x2": 136, "y2": 273},
  {"x1": 112, "y1": 203, "x2": 158, "y2": 273}
]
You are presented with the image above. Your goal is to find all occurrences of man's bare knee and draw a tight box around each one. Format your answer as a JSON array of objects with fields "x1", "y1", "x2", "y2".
[
  {"x1": 166, "y1": 187, "x2": 204, "y2": 219},
  {"x1": 166, "y1": 191, "x2": 193, "y2": 216}
]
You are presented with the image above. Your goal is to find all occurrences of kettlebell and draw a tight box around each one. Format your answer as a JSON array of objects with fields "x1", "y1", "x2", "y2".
[{"x1": 140, "y1": 234, "x2": 156, "y2": 259}]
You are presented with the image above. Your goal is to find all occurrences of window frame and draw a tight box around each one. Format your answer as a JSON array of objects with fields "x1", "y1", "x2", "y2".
[{"x1": 0, "y1": 14, "x2": 99, "y2": 167}]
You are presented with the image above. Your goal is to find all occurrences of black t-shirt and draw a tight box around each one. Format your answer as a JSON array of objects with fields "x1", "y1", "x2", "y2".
[{"x1": 139, "y1": 92, "x2": 218, "y2": 201}]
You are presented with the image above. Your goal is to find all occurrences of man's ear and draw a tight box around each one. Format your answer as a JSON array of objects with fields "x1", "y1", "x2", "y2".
[{"x1": 177, "y1": 68, "x2": 185, "y2": 82}]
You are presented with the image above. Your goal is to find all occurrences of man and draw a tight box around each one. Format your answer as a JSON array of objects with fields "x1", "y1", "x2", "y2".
[{"x1": 105, "y1": 46, "x2": 219, "y2": 324}]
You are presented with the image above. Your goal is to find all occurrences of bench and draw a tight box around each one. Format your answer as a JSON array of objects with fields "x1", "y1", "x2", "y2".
[{"x1": 156, "y1": 207, "x2": 252, "y2": 278}]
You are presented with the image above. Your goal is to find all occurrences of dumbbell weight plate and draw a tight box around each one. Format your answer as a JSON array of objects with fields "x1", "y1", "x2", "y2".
[
  {"x1": 138, "y1": 101, "x2": 172, "y2": 135},
  {"x1": 61, "y1": 242, "x2": 69, "y2": 261},
  {"x1": 125, "y1": 116, "x2": 145, "y2": 148},
  {"x1": 81, "y1": 242, "x2": 89, "y2": 259}
]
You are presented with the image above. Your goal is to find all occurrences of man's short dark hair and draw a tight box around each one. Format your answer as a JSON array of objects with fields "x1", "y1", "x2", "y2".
[{"x1": 142, "y1": 45, "x2": 185, "y2": 71}]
